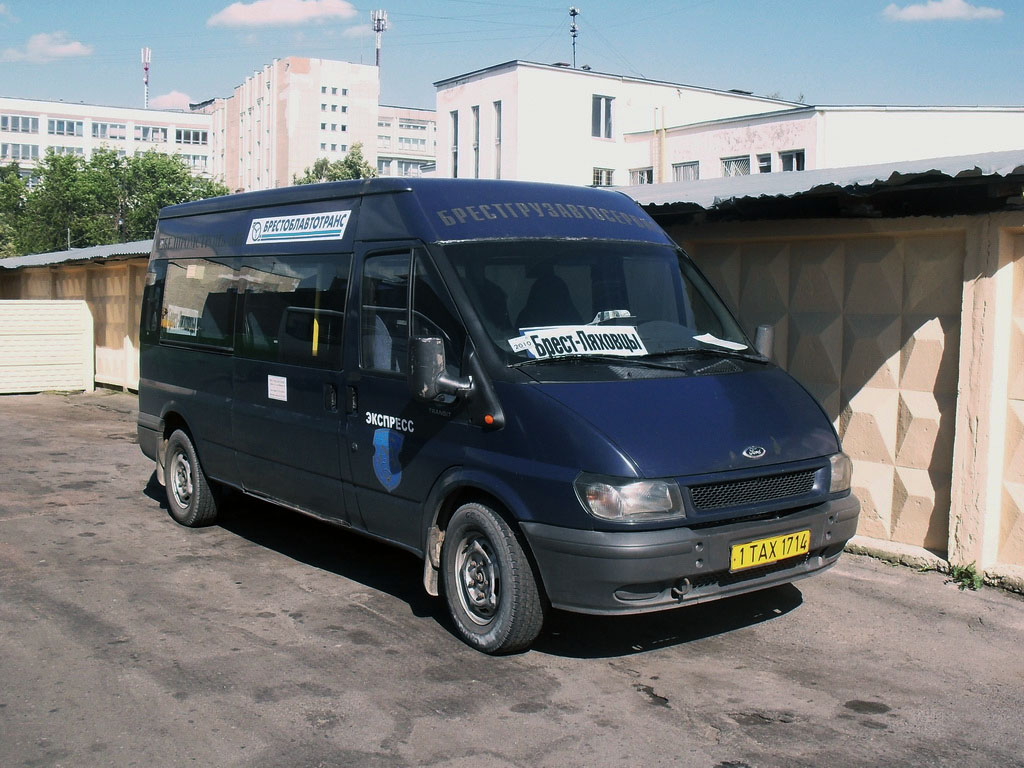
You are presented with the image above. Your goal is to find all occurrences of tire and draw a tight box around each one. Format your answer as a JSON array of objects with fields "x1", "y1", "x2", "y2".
[
  {"x1": 442, "y1": 502, "x2": 545, "y2": 654},
  {"x1": 164, "y1": 429, "x2": 219, "y2": 527}
]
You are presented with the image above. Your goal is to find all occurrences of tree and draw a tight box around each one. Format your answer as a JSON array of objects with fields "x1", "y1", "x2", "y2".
[
  {"x1": 14, "y1": 149, "x2": 228, "y2": 256},
  {"x1": 294, "y1": 142, "x2": 376, "y2": 184},
  {"x1": 0, "y1": 164, "x2": 28, "y2": 258}
]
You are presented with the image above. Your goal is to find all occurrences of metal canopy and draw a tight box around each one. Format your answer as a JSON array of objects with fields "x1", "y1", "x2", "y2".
[
  {"x1": 619, "y1": 150, "x2": 1024, "y2": 222},
  {"x1": 0, "y1": 240, "x2": 153, "y2": 270}
]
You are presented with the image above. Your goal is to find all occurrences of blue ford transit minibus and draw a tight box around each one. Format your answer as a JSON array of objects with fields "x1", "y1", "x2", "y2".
[{"x1": 138, "y1": 178, "x2": 859, "y2": 653}]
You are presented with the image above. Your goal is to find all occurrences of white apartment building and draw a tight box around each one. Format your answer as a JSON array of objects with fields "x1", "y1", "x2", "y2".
[
  {"x1": 201, "y1": 57, "x2": 382, "y2": 192},
  {"x1": 376, "y1": 105, "x2": 437, "y2": 178},
  {"x1": 434, "y1": 60, "x2": 798, "y2": 186},
  {"x1": 623, "y1": 104, "x2": 1024, "y2": 183},
  {"x1": 436, "y1": 60, "x2": 1024, "y2": 187},
  {"x1": 0, "y1": 96, "x2": 213, "y2": 174}
]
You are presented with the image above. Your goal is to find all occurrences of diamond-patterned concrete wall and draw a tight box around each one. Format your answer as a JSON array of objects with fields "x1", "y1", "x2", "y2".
[
  {"x1": 691, "y1": 233, "x2": 963, "y2": 555},
  {"x1": 1000, "y1": 236, "x2": 1024, "y2": 566}
]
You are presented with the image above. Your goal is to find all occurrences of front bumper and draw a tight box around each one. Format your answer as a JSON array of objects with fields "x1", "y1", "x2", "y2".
[{"x1": 521, "y1": 494, "x2": 859, "y2": 615}]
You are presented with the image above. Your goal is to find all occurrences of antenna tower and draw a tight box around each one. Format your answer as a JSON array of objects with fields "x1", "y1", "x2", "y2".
[
  {"x1": 569, "y1": 7, "x2": 580, "y2": 69},
  {"x1": 372, "y1": 10, "x2": 389, "y2": 68},
  {"x1": 141, "y1": 47, "x2": 152, "y2": 109}
]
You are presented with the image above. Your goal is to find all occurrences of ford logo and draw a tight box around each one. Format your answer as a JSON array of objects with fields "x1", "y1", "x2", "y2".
[{"x1": 742, "y1": 445, "x2": 766, "y2": 459}]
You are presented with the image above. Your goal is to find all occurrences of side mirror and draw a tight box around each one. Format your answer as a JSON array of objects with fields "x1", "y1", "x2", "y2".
[
  {"x1": 754, "y1": 324, "x2": 775, "y2": 359},
  {"x1": 409, "y1": 337, "x2": 474, "y2": 402}
]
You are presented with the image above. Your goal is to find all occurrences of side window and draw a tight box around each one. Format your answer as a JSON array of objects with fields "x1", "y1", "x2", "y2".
[
  {"x1": 237, "y1": 255, "x2": 350, "y2": 369},
  {"x1": 160, "y1": 258, "x2": 237, "y2": 348},
  {"x1": 412, "y1": 253, "x2": 466, "y2": 375},
  {"x1": 140, "y1": 259, "x2": 167, "y2": 345},
  {"x1": 361, "y1": 251, "x2": 410, "y2": 373}
]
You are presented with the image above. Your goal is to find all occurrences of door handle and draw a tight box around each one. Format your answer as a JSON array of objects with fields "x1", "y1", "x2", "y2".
[
  {"x1": 324, "y1": 383, "x2": 338, "y2": 412},
  {"x1": 345, "y1": 385, "x2": 358, "y2": 414}
]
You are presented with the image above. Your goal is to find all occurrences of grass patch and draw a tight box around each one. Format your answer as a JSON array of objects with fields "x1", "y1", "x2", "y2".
[{"x1": 948, "y1": 562, "x2": 984, "y2": 591}]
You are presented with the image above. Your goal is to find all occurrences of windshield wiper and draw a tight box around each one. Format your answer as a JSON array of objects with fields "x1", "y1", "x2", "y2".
[
  {"x1": 509, "y1": 354, "x2": 684, "y2": 372},
  {"x1": 644, "y1": 347, "x2": 769, "y2": 364}
]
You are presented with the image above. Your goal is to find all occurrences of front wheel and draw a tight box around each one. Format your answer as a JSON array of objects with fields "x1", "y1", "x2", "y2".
[
  {"x1": 442, "y1": 502, "x2": 545, "y2": 654},
  {"x1": 164, "y1": 429, "x2": 219, "y2": 527}
]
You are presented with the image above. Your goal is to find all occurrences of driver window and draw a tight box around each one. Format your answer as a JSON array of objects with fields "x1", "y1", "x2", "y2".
[
  {"x1": 360, "y1": 251, "x2": 410, "y2": 373},
  {"x1": 412, "y1": 253, "x2": 466, "y2": 376}
]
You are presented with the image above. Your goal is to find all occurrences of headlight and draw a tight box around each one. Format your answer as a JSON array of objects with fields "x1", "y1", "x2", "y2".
[
  {"x1": 574, "y1": 473, "x2": 684, "y2": 523},
  {"x1": 829, "y1": 452, "x2": 853, "y2": 493}
]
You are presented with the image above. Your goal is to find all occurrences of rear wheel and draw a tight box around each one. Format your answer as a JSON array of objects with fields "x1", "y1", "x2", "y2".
[
  {"x1": 442, "y1": 502, "x2": 544, "y2": 654},
  {"x1": 164, "y1": 429, "x2": 219, "y2": 527}
]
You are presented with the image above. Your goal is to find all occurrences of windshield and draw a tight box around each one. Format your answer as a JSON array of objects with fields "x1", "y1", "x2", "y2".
[{"x1": 445, "y1": 240, "x2": 751, "y2": 366}]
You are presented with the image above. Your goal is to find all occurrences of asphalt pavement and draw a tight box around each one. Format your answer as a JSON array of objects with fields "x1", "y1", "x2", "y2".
[{"x1": 1, "y1": 390, "x2": 1022, "y2": 768}]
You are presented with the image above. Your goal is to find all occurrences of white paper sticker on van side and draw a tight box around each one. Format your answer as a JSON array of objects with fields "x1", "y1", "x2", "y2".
[
  {"x1": 267, "y1": 375, "x2": 288, "y2": 402},
  {"x1": 509, "y1": 326, "x2": 648, "y2": 359},
  {"x1": 246, "y1": 210, "x2": 351, "y2": 244}
]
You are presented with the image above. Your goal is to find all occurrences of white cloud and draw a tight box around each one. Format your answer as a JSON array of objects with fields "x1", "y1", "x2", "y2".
[
  {"x1": 1, "y1": 32, "x2": 93, "y2": 63},
  {"x1": 208, "y1": 0, "x2": 357, "y2": 28},
  {"x1": 150, "y1": 91, "x2": 193, "y2": 110},
  {"x1": 0, "y1": 4, "x2": 16, "y2": 22},
  {"x1": 342, "y1": 24, "x2": 372, "y2": 38},
  {"x1": 883, "y1": 0, "x2": 1003, "y2": 21}
]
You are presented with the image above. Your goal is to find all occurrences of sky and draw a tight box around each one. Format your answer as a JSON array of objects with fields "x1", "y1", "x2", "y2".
[{"x1": 0, "y1": 0, "x2": 1021, "y2": 112}]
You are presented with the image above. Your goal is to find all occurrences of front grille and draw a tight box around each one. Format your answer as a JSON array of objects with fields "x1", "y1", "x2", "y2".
[{"x1": 689, "y1": 469, "x2": 816, "y2": 511}]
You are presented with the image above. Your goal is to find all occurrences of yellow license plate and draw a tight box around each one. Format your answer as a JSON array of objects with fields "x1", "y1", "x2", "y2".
[{"x1": 730, "y1": 530, "x2": 811, "y2": 572}]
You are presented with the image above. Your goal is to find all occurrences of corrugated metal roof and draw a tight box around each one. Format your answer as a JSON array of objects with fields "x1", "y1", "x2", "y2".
[
  {"x1": 0, "y1": 240, "x2": 153, "y2": 270},
  {"x1": 619, "y1": 149, "x2": 1024, "y2": 211}
]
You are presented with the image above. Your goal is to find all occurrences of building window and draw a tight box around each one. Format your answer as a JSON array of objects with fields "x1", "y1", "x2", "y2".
[
  {"x1": 757, "y1": 153, "x2": 772, "y2": 173},
  {"x1": 592, "y1": 167, "x2": 613, "y2": 187},
  {"x1": 320, "y1": 122, "x2": 327, "y2": 130},
  {"x1": 175, "y1": 129, "x2": 208, "y2": 145},
  {"x1": 182, "y1": 154, "x2": 207, "y2": 169},
  {"x1": 721, "y1": 155, "x2": 751, "y2": 177},
  {"x1": 331, "y1": 124, "x2": 337, "y2": 131},
  {"x1": 378, "y1": 120, "x2": 391, "y2": 128},
  {"x1": 1, "y1": 115, "x2": 39, "y2": 134},
  {"x1": 340, "y1": 125, "x2": 347, "y2": 132},
  {"x1": 780, "y1": 149, "x2": 805, "y2": 171},
  {"x1": 48, "y1": 119, "x2": 83, "y2": 137},
  {"x1": 398, "y1": 119, "x2": 427, "y2": 131},
  {"x1": 50, "y1": 145, "x2": 85, "y2": 157},
  {"x1": 450, "y1": 110, "x2": 459, "y2": 178},
  {"x1": 93, "y1": 122, "x2": 127, "y2": 140},
  {"x1": 342, "y1": 88, "x2": 348, "y2": 96},
  {"x1": 135, "y1": 125, "x2": 168, "y2": 142},
  {"x1": 493, "y1": 100, "x2": 502, "y2": 180},
  {"x1": 320, "y1": 143, "x2": 327, "y2": 151},
  {"x1": 398, "y1": 136, "x2": 427, "y2": 150},
  {"x1": 672, "y1": 161, "x2": 699, "y2": 182},
  {"x1": 331, "y1": 144, "x2": 337, "y2": 151},
  {"x1": 321, "y1": 104, "x2": 327, "y2": 112},
  {"x1": 397, "y1": 160, "x2": 426, "y2": 177},
  {"x1": 341, "y1": 105, "x2": 348, "y2": 113},
  {"x1": 331, "y1": 104, "x2": 338, "y2": 112},
  {"x1": 378, "y1": 134, "x2": 391, "y2": 148},
  {"x1": 0, "y1": 143, "x2": 40, "y2": 161},
  {"x1": 629, "y1": 167, "x2": 654, "y2": 185},
  {"x1": 321, "y1": 86, "x2": 327, "y2": 94},
  {"x1": 591, "y1": 95, "x2": 613, "y2": 139},
  {"x1": 378, "y1": 157, "x2": 393, "y2": 176},
  {"x1": 331, "y1": 87, "x2": 337, "y2": 95},
  {"x1": 471, "y1": 105, "x2": 480, "y2": 179}
]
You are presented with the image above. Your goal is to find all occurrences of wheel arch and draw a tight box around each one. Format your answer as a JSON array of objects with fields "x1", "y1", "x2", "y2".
[
  {"x1": 419, "y1": 468, "x2": 543, "y2": 599},
  {"x1": 153, "y1": 404, "x2": 192, "y2": 486}
]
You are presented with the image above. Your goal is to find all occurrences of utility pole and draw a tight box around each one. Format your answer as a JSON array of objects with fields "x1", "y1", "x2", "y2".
[
  {"x1": 372, "y1": 10, "x2": 388, "y2": 68},
  {"x1": 141, "y1": 47, "x2": 151, "y2": 109},
  {"x1": 569, "y1": 7, "x2": 580, "y2": 69}
]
